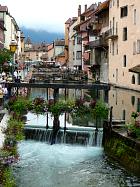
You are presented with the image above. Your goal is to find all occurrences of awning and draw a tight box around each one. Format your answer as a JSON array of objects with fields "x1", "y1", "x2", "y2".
[{"x1": 129, "y1": 65, "x2": 140, "y2": 73}]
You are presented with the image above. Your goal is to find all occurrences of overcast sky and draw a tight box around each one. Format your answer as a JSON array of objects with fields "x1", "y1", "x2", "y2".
[{"x1": 0, "y1": 0, "x2": 104, "y2": 33}]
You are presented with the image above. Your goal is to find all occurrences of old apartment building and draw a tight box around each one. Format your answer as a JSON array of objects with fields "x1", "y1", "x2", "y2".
[
  {"x1": 65, "y1": 0, "x2": 140, "y2": 91},
  {"x1": 109, "y1": 0, "x2": 140, "y2": 91}
]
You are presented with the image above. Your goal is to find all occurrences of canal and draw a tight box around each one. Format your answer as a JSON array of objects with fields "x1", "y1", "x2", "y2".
[{"x1": 12, "y1": 87, "x2": 140, "y2": 187}]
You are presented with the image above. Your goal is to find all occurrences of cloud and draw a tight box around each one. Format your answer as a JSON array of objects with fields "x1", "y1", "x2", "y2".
[{"x1": 1, "y1": 0, "x2": 104, "y2": 32}]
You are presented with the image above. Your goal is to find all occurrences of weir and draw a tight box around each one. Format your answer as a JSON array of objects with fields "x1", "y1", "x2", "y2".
[{"x1": 24, "y1": 126, "x2": 103, "y2": 146}]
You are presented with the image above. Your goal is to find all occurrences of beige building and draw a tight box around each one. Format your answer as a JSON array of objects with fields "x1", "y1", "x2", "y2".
[
  {"x1": 108, "y1": 86, "x2": 140, "y2": 123},
  {"x1": 109, "y1": 0, "x2": 140, "y2": 91}
]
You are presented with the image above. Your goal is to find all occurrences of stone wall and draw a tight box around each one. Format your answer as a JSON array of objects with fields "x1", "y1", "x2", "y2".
[{"x1": 103, "y1": 127, "x2": 140, "y2": 177}]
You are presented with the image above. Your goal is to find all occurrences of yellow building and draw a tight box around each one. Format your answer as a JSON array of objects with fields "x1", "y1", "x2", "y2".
[{"x1": 109, "y1": 0, "x2": 140, "y2": 91}]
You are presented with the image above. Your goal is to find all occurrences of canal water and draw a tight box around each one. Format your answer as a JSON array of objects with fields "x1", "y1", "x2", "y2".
[{"x1": 12, "y1": 87, "x2": 140, "y2": 187}]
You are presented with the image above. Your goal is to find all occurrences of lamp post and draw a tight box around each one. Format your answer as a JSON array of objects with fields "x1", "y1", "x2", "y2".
[{"x1": 9, "y1": 40, "x2": 17, "y2": 78}]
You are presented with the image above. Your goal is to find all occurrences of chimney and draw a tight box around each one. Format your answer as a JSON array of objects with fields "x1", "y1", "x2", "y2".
[
  {"x1": 78, "y1": 5, "x2": 81, "y2": 16},
  {"x1": 85, "y1": 4, "x2": 87, "y2": 12}
]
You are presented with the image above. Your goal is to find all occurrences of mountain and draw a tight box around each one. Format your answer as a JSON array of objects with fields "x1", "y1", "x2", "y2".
[{"x1": 21, "y1": 27, "x2": 64, "y2": 43}]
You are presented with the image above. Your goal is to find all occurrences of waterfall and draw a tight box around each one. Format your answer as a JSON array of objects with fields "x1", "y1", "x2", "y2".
[{"x1": 24, "y1": 127, "x2": 103, "y2": 147}]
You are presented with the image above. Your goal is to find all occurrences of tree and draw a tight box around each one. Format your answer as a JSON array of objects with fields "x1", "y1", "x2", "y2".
[{"x1": 0, "y1": 48, "x2": 12, "y2": 65}]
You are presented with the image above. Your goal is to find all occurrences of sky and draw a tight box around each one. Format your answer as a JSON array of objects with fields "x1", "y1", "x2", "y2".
[{"x1": 0, "y1": 0, "x2": 104, "y2": 33}]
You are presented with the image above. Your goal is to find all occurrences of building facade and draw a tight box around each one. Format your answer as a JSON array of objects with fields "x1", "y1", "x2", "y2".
[{"x1": 109, "y1": 0, "x2": 140, "y2": 91}]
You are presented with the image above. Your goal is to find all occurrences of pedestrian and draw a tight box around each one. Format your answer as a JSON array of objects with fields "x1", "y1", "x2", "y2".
[
  {"x1": 0, "y1": 85, "x2": 4, "y2": 108},
  {"x1": 2, "y1": 86, "x2": 8, "y2": 101}
]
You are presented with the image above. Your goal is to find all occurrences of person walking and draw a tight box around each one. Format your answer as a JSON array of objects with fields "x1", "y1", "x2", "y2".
[{"x1": 0, "y1": 85, "x2": 4, "y2": 109}]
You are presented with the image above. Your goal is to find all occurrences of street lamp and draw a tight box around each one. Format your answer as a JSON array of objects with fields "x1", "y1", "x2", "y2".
[
  {"x1": 9, "y1": 40, "x2": 17, "y2": 53},
  {"x1": 9, "y1": 40, "x2": 17, "y2": 77}
]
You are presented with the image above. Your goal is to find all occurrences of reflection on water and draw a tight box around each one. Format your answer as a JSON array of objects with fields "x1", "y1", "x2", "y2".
[
  {"x1": 13, "y1": 87, "x2": 140, "y2": 187},
  {"x1": 13, "y1": 141, "x2": 140, "y2": 187},
  {"x1": 29, "y1": 87, "x2": 140, "y2": 124},
  {"x1": 108, "y1": 87, "x2": 140, "y2": 123}
]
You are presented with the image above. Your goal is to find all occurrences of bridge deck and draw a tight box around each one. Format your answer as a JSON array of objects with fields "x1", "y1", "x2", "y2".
[{"x1": 6, "y1": 82, "x2": 110, "y2": 90}]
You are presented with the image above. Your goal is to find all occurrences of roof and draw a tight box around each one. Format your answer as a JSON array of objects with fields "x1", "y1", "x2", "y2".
[
  {"x1": 129, "y1": 65, "x2": 140, "y2": 74},
  {"x1": 81, "y1": 4, "x2": 97, "y2": 16},
  {"x1": 41, "y1": 53, "x2": 48, "y2": 59},
  {"x1": 24, "y1": 43, "x2": 48, "y2": 52},
  {"x1": 25, "y1": 36, "x2": 32, "y2": 44},
  {"x1": 65, "y1": 18, "x2": 71, "y2": 24},
  {"x1": 55, "y1": 40, "x2": 65, "y2": 46},
  {"x1": 20, "y1": 32, "x2": 25, "y2": 38},
  {"x1": 73, "y1": 17, "x2": 91, "y2": 30},
  {"x1": 95, "y1": 0, "x2": 109, "y2": 15},
  {"x1": 0, "y1": 5, "x2": 8, "y2": 12}
]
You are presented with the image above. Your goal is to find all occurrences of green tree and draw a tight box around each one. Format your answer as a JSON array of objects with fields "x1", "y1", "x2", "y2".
[{"x1": 0, "y1": 48, "x2": 12, "y2": 65}]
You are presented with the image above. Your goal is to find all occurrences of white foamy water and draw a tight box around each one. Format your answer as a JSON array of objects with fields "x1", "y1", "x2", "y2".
[{"x1": 13, "y1": 141, "x2": 140, "y2": 187}]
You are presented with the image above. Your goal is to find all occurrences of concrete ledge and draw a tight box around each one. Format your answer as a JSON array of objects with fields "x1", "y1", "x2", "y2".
[{"x1": 0, "y1": 110, "x2": 9, "y2": 148}]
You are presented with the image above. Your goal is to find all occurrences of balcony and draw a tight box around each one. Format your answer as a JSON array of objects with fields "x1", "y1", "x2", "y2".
[
  {"x1": 107, "y1": 28, "x2": 118, "y2": 40},
  {"x1": 84, "y1": 38, "x2": 108, "y2": 51}
]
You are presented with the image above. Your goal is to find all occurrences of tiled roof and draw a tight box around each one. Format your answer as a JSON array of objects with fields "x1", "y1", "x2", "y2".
[
  {"x1": 20, "y1": 32, "x2": 25, "y2": 38},
  {"x1": 73, "y1": 17, "x2": 91, "y2": 30},
  {"x1": 95, "y1": 0, "x2": 109, "y2": 15},
  {"x1": 0, "y1": 5, "x2": 8, "y2": 12},
  {"x1": 65, "y1": 18, "x2": 71, "y2": 24},
  {"x1": 81, "y1": 4, "x2": 97, "y2": 16},
  {"x1": 41, "y1": 53, "x2": 48, "y2": 59},
  {"x1": 25, "y1": 36, "x2": 32, "y2": 44},
  {"x1": 55, "y1": 40, "x2": 65, "y2": 46}
]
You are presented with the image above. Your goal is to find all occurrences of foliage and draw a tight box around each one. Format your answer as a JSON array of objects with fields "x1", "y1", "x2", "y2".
[
  {"x1": 7, "y1": 96, "x2": 109, "y2": 120},
  {"x1": 32, "y1": 97, "x2": 46, "y2": 114},
  {"x1": 131, "y1": 111, "x2": 139, "y2": 120},
  {"x1": 0, "y1": 117, "x2": 24, "y2": 186},
  {"x1": 72, "y1": 99, "x2": 108, "y2": 122},
  {"x1": 7, "y1": 96, "x2": 29, "y2": 116},
  {"x1": 47, "y1": 99, "x2": 75, "y2": 116},
  {"x1": 126, "y1": 111, "x2": 140, "y2": 140},
  {"x1": 0, "y1": 48, "x2": 12, "y2": 65},
  {"x1": 91, "y1": 100, "x2": 108, "y2": 119},
  {"x1": 0, "y1": 167, "x2": 16, "y2": 187}
]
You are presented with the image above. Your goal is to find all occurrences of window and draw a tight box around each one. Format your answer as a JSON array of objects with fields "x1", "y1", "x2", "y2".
[
  {"x1": 120, "y1": 6, "x2": 128, "y2": 18},
  {"x1": 122, "y1": 110, "x2": 126, "y2": 120},
  {"x1": 123, "y1": 55, "x2": 126, "y2": 67},
  {"x1": 109, "y1": 0, "x2": 112, "y2": 8},
  {"x1": 131, "y1": 96, "x2": 135, "y2": 106},
  {"x1": 116, "y1": 22, "x2": 118, "y2": 35},
  {"x1": 112, "y1": 0, "x2": 115, "y2": 6},
  {"x1": 117, "y1": 0, "x2": 119, "y2": 7},
  {"x1": 73, "y1": 52, "x2": 75, "y2": 60},
  {"x1": 138, "y1": 74, "x2": 140, "y2": 85},
  {"x1": 116, "y1": 43, "x2": 118, "y2": 54},
  {"x1": 123, "y1": 27, "x2": 127, "y2": 41},
  {"x1": 132, "y1": 75, "x2": 135, "y2": 84},
  {"x1": 77, "y1": 37, "x2": 82, "y2": 44},
  {"x1": 137, "y1": 98, "x2": 140, "y2": 112},
  {"x1": 110, "y1": 41, "x2": 112, "y2": 53},
  {"x1": 73, "y1": 39, "x2": 75, "y2": 45},
  {"x1": 137, "y1": 40, "x2": 140, "y2": 54},
  {"x1": 112, "y1": 41, "x2": 114, "y2": 55},
  {"x1": 134, "y1": 9, "x2": 136, "y2": 25},
  {"x1": 76, "y1": 51, "x2": 82, "y2": 59},
  {"x1": 133, "y1": 41, "x2": 136, "y2": 55}
]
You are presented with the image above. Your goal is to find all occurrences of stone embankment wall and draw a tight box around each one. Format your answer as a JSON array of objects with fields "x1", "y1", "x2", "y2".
[
  {"x1": 103, "y1": 126, "x2": 140, "y2": 177},
  {"x1": 0, "y1": 111, "x2": 9, "y2": 148}
]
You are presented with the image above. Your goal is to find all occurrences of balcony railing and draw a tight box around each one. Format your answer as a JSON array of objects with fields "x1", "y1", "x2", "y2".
[
  {"x1": 107, "y1": 28, "x2": 118, "y2": 39},
  {"x1": 85, "y1": 37, "x2": 108, "y2": 51}
]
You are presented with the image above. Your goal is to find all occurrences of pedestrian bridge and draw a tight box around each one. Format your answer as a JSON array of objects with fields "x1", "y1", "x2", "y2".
[{"x1": 6, "y1": 81, "x2": 110, "y2": 90}]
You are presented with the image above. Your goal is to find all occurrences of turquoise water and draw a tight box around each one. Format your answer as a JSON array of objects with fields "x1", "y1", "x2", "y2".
[{"x1": 13, "y1": 141, "x2": 140, "y2": 187}]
